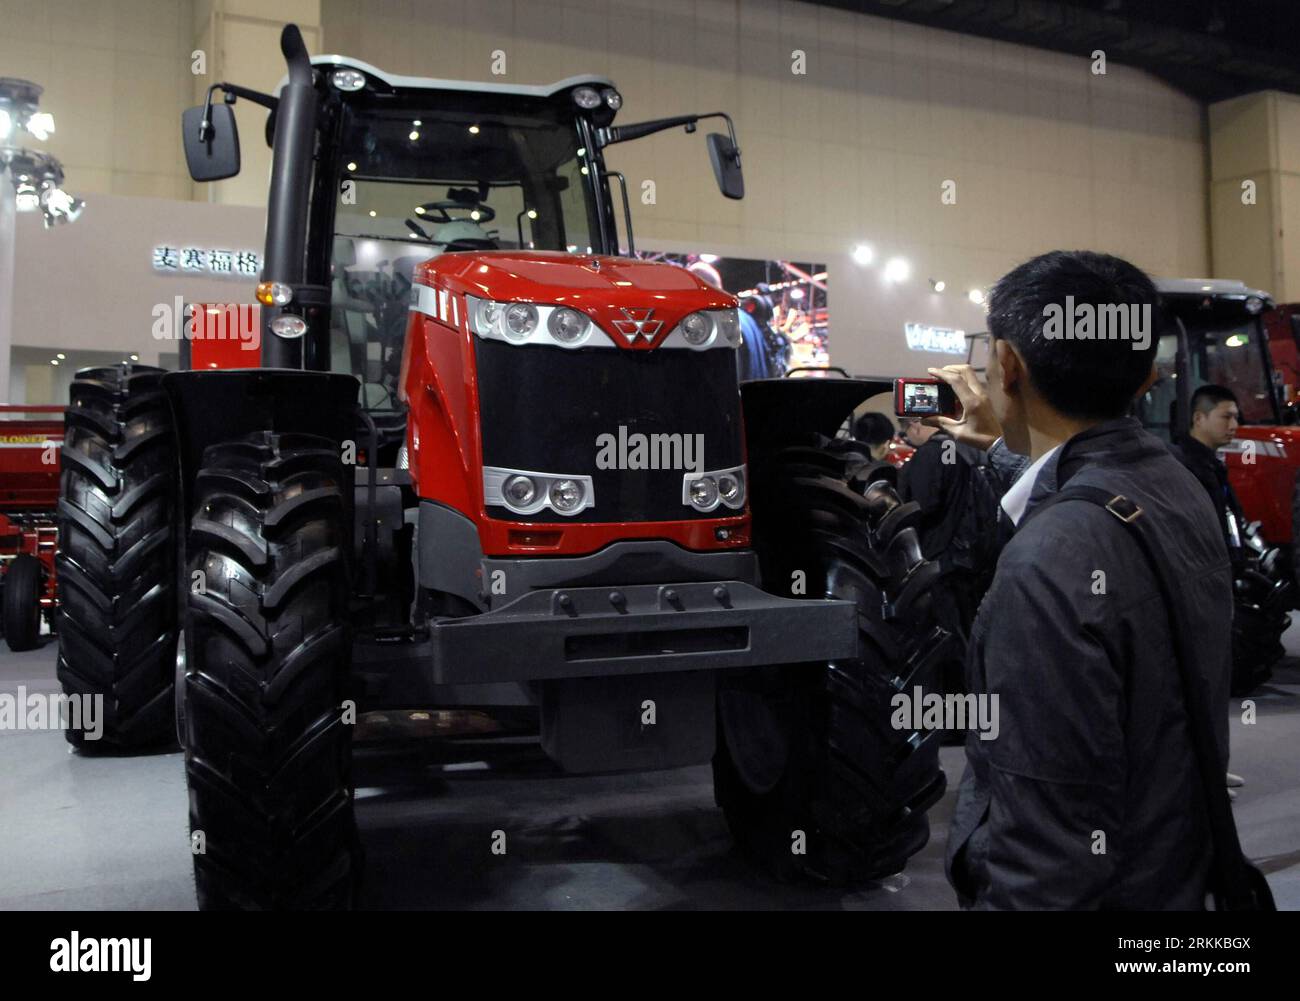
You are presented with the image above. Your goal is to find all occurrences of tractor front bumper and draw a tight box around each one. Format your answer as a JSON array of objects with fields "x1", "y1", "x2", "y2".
[{"x1": 426, "y1": 579, "x2": 859, "y2": 684}]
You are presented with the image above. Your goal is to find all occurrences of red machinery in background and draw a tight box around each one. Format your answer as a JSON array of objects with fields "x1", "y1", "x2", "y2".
[{"x1": 0, "y1": 405, "x2": 63, "y2": 651}]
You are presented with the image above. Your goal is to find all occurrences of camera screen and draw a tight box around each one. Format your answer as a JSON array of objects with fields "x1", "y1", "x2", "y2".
[{"x1": 903, "y1": 382, "x2": 941, "y2": 414}]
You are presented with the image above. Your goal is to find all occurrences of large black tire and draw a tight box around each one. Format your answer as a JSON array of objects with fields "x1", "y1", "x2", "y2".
[
  {"x1": 714, "y1": 437, "x2": 954, "y2": 884},
  {"x1": 182, "y1": 431, "x2": 358, "y2": 910},
  {"x1": 3, "y1": 553, "x2": 43, "y2": 651},
  {"x1": 56, "y1": 365, "x2": 178, "y2": 749}
]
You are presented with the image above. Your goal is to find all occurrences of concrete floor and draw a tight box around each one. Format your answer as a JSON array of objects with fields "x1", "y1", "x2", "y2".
[{"x1": 2, "y1": 636, "x2": 1298, "y2": 910}]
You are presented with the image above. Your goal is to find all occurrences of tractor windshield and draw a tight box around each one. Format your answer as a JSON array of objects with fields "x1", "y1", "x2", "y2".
[
  {"x1": 327, "y1": 99, "x2": 600, "y2": 411},
  {"x1": 1135, "y1": 311, "x2": 1277, "y2": 440}
]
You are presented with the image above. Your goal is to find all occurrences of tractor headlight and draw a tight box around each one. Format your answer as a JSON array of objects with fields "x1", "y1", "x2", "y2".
[
  {"x1": 688, "y1": 477, "x2": 719, "y2": 510},
  {"x1": 683, "y1": 466, "x2": 746, "y2": 512},
  {"x1": 663, "y1": 308, "x2": 741, "y2": 350},
  {"x1": 681, "y1": 311, "x2": 714, "y2": 347},
  {"x1": 716, "y1": 308, "x2": 742, "y2": 347},
  {"x1": 549, "y1": 479, "x2": 585, "y2": 513},
  {"x1": 331, "y1": 69, "x2": 366, "y2": 92},
  {"x1": 476, "y1": 298, "x2": 502, "y2": 331},
  {"x1": 548, "y1": 306, "x2": 591, "y2": 345},
  {"x1": 503, "y1": 475, "x2": 537, "y2": 508},
  {"x1": 464, "y1": 296, "x2": 616, "y2": 349},
  {"x1": 503, "y1": 303, "x2": 539, "y2": 342},
  {"x1": 573, "y1": 86, "x2": 602, "y2": 109},
  {"x1": 270, "y1": 315, "x2": 307, "y2": 338}
]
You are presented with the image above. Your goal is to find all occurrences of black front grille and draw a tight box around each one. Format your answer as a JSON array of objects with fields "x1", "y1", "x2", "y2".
[{"x1": 474, "y1": 340, "x2": 744, "y2": 523}]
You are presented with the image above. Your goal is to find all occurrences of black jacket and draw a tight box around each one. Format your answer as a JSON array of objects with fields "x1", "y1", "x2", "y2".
[
  {"x1": 945, "y1": 418, "x2": 1233, "y2": 910},
  {"x1": 1169, "y1": 435, "x2": 1244, "y2": 559},
  {"x1": 899, "y1": 431, "x2": 968, "y2": 562}
]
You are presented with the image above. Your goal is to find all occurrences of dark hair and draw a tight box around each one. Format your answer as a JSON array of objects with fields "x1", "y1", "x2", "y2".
[
  {"x1": 986, "y1": 250, "x2": 1159, "y2": 419},
  {"x1": 1190, "y1": 383, "x2": 1239, "y2": 417},
  {"x1": 854, "y1": 411, "x2": 895, "y2": 446}
]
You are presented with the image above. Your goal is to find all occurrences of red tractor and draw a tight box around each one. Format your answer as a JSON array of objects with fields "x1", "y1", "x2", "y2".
[
  {"x1": 57, "y1": 26, "x2": 952, "y2": 909},
  {"x1": 0, "y1": 405, "x2": 62, "y2": 651}
]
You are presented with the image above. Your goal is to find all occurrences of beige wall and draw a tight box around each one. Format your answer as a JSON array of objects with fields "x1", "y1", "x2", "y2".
[
  {"x1": 0, "y1": 0, "x2": 197, "y2": 200},
  {"x1": 320, "y1": 0, "x2": 1211, "y2": 374},
  {"x1": 1209, "y1": 90, "x2": 1300, "y2": 304}
]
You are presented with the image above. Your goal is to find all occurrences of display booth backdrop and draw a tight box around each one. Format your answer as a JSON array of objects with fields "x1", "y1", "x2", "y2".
[{"x1": 9, "y1": 193, "x2": 991, "y2": 403}]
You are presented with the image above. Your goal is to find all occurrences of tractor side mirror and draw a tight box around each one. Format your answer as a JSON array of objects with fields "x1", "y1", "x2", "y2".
[
  {"x1": 707, "y1": 133, "x2": 744, "y2": 200},
  {"x1": 182, "y1": 103, "x2": 241, "y2": 182}
]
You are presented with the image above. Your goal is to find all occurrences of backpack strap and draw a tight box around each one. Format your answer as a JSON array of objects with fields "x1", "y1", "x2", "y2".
[{"x1": 1024, "y1": 484, "x2": 1274, "y2": 911}]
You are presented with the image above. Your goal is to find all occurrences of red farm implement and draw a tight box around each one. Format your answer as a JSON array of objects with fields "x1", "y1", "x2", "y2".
[{"x1": 0, "y1": 405, "x2": 63, "y2": 651}]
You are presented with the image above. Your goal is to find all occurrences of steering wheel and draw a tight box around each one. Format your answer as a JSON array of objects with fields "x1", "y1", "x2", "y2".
[{"x1": 416, "y1": 199, "x2": 497, "y2": 224}]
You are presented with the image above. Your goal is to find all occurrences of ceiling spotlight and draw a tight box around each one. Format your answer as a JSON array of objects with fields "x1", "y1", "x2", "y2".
[
  {"x1": 129, "y1": 354, "x2": 139, "y2": 361},
  {"x1": 852, "y1": 244, "x2": 874, "y2": 266},
  {"x1": 930, "y1": 279, "x2": 946, "y2": 292},
  {"x1": 883, "y1": 257, "x2": 910, "y2": 282},
  {"x1": 368, "y1": 210, "x2": 377, "y2": 217},
  {"x1": 468, "y1": 125, "x2": 480, "y2": 135},
  {"x1": 414, "y1": 206, "x2": 425, "y2": 214},
  {"x1": 526, "y1": 209, "x2": 537, "y2": 220},
  {"x1": 968, "y1": 288, "x2": 986, "y2": 305},
  {"x1": 413, "y1": 120, "x2": 422, "y2": 127},
  {"x1": 56, "y1": 353, "x2": 65, "y2": 359},
  {"x1": 25, "y1": 111, "x2": 54, "y2": 140},
  {"x1": 408, "y1": 130, "x2": 420, "y2": 141},
  {"x1": 346, "y1": 161, "x2": 357, "y2": 171},
  {"x1": 49, "y1": 359, "x2": 59, "y2": 365}
]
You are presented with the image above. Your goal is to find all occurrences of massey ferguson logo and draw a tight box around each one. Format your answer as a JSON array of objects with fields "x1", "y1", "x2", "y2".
[{"x1": 612, "y1": 307, "x2": 663, "y2": 343}]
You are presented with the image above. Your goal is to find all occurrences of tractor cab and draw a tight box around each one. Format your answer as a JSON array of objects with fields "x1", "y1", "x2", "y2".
[
  {"x1": 1135, "y1": 278, "x2": 1280, "y2": 441},
  {"x1": 181, "y1": 37, "x2": 743, "y2": 469}
]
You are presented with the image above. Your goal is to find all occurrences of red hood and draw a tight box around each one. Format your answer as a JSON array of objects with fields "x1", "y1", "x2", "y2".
[{"x1": 414, "y1": 250, "x2": 736, "y2": 349}]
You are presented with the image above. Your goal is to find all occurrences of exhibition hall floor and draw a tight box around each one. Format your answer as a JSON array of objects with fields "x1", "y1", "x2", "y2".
[{"x1": 2, "y1": 638, "x2": 1297, "y2": 910}]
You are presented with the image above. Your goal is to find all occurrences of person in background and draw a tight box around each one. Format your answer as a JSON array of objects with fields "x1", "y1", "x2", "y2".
[
  {"x1": 853, "y1": 411, "x2": 897, "y2": 462},
  {"x1": 1169, "y1": 383, "x2": 1247, "y2": 796},
  {"x1": 898, "y1": 416, "x2": 1003, "y2": 699},
  {"x1": 1171, "y1": 384, "x2": 1244, "y2": 567},
  {"x1": 928, "y1": 249, "x2": 1233, "y2": 910}
]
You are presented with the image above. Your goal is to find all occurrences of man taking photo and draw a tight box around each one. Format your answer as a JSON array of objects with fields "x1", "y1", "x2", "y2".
[{"x1": 927, "y1": 250, "x2": 1234, "y2": 910}]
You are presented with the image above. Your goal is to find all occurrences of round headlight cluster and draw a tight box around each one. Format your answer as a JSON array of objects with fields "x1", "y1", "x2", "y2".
[
  {"x1": 604, "y1": 89, "x2": 622, "y2": 110},
  {"x1": 502, "y1": 303, "x2": 539, "y2": 342},
  {"x1": 548, "y1": 306, "x2": 591, "y2": 345},
  {"x1": 685, "y1": 468, "x2": 746, "y2": 512}
]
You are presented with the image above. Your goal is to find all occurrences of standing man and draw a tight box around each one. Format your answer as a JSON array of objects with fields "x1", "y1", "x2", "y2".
[
  {"x1": 1171, "y1": 384, "x2": 1245, "y2": 567},
  {"x1": 928, "y1": 250, "x2": 1234, "y2": 909}
]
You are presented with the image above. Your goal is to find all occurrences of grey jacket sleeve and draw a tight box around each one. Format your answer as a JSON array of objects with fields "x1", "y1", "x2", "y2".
[
  {"x1": 984, "y1": 437, "x2": 1031, "y2": 498},
  {"x1": 974, "y1": 527, "x2": 1126, "y2": 910}
]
